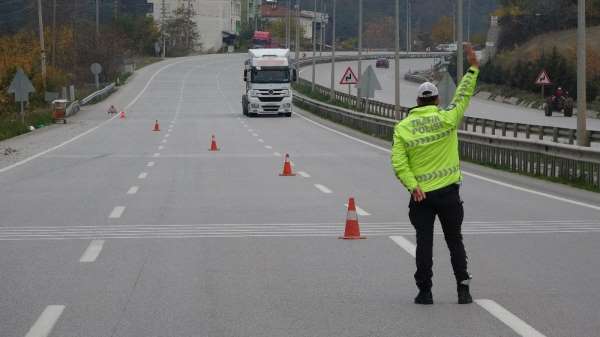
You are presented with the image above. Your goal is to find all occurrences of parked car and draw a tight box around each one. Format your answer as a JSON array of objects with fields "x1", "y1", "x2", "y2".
[{"x1": 376, "y1": 58, "x2": 390, "y2": 68}]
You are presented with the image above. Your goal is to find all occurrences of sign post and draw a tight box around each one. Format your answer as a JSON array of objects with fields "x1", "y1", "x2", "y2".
[
  {"x1": 8, "y1": 68, "x2": 36, "y2": 123},
  {"x1": 90, "y1": 63, "x2": 103, "y2": 90},
  {"x1": 357, "y1": 65, "x2": 382, "y2": 113},
  {"x1": 339, "y1": 66, "x2": 359, "y2": 97},
  {"x1": 535, "y1": 69, "x2": 552, "y2": 99}
]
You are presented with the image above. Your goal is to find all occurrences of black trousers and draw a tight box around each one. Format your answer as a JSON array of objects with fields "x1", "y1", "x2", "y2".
[{"x1": 408, "y1": 184, "x2": 470, "y2": 290}]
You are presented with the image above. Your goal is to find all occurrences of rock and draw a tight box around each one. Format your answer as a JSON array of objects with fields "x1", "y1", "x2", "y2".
[
  {"x1": 476, "y1": 91, "x2": 491, "y2": 99},
  {"x1": 505, "y1": 97, "x2": 520, "y2": 105}
]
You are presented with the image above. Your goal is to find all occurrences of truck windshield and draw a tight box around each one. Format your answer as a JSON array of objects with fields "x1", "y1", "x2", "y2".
[{"x1": 252, "y1": 68, "x2": 290, "y2": 83}]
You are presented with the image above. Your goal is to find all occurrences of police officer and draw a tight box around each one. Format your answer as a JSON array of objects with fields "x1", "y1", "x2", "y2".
[{"x1": 391, "y1": 44, "x2": 480, "y2": 305}]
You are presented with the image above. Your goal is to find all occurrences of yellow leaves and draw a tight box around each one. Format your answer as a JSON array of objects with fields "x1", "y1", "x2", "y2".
[{"x1": 431, "y1": 16, "x2": 454, "y2": 44}]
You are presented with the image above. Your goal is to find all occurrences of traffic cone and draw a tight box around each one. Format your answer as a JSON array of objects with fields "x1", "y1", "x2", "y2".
[
  {"x1": 279, "y1": 154, "x2": 296, "y2": 176},
  {"x1": 119, "y1": 111, "x2": 125, "y2": 119},
  {"x1": 153, "y1": 120, "x2": 160, "y2": 132},
  {"x1": 339, "y1": 198, "x2": 366, "y2": 240},
  {"x1": 209, "y1": 135, "x2": 220, "y2": 151}
]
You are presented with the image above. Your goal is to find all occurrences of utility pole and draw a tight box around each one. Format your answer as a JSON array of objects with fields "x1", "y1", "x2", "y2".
[
  {"x1": 96, "y1": 0, "x2": 100, "y2": 43},
  {"x1": 329, "y1": 0, "x2": 336, "y2": 100},
  {"x1": 52, "y1": 0, "x2": 57, "y2": 68},
  {"x1": 320, "y1": 0, "x2": 325, "y2": 57},
  {"x1": 394, "y1": 0, "x2": 400, "y2": 118},
  {"x1": 467, "y1": 0, "x2": 471, "y2": 41},
  {"x1": 457, "y1": 0, "x2": 464, "y2": 82},
  {"x1": 295, "y1": 0, "x2": 301, "y2": 63},
  {"x1": 357, "y1": 0, "x2": 362, "y2": 98},
  {"x1": 161, "y1": 0, "x2": 167, "y2": 58},
  {"x1": 406, "y1": 0, "x2": 411, "y2": 52},
  {"x1": 312, "y1": 0, "x2": 317, "y2": 91},
  {"x1": 37, "y1": 0, "x2": 47, "y2": 88},
  {"x1": 114, "y1": 0, "x2": 119, "y2": 20},
  {"x1": 286, "y1": 0, "x2": 291, "y2": 48},
  {"x1": 577, "y1": 0, "x2": 588, "y2": 146}
]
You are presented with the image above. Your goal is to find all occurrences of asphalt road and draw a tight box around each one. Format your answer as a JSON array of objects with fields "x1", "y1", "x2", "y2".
[
  {"x1": 1, "y1": 54, "x2": 600, "y2": 337},
  {"x1": 301, "y1": 58, "x2": 600, "y2": 131}
]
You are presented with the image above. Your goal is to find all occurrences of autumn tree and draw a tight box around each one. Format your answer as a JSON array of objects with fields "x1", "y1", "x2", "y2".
[
  {"x1": 364, "y1": 17, "x2": 394, "y2": 49},
  {"x1": 431, "y1": 16, "x2": 453, "y2": 44}
]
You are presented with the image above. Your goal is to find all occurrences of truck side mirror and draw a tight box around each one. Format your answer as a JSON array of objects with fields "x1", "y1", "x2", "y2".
[
  {"x1": 292, "y1": 68, "x2": 298, "y2": 82},
  {"x1": 243, "y1": 69, "x2": 248, "y2": 82}
]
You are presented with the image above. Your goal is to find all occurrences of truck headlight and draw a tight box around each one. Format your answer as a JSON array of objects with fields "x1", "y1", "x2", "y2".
[
  {"x1": 250, "y1": 103, "x2": 260, "y2": 109},
  {"x1": 250, "y1": 90, "x2": 258, "y2": 97},
  {"x1": 282, "y1": 103, "x2": 291, "y2": 109},
  {"x1": 282, "y1": 89, "x2": 290, "y2": 97}
]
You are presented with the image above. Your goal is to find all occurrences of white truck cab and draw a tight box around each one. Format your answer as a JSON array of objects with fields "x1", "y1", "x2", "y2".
[{"x1": 243, "y1": 49, "x2": 297, "y2": 117}]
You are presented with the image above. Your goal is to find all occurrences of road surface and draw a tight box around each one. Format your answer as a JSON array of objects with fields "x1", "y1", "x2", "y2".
[
  {"x1": 301, "y1": 58, "x2": 600, "y2": 131},
  {"x1": 1, "y1": 54, "x2": 600, "y2": 337}
]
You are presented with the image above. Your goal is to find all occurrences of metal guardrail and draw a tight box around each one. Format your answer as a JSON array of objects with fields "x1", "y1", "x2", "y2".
[
  {"x1": 295, "y1": 55, "x2": 598, "y2": 147},
  {"x1": 293, "y1": 92, "x2": 600, "y2": 189},
  {"x1": 65, "y1": 100, "x2": 80, "y2": 117},
  {"x1": 81, "y1": 83, "x2": 116, "y2": 106}
]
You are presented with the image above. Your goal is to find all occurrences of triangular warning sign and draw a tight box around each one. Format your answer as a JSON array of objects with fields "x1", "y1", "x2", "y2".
[
  {"x1": 340, "y1": 67, "x2": 359, "y2": 85},
  {"x1": 535, "y1": 70, "x2": 552, "y2": 85}
]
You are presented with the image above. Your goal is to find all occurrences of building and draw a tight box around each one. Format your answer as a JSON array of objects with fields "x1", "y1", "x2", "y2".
[
  {"x1": 149, "y1": 0, "x2": 241, "y2": 52},
  {"x1": 260, "y1": 2, "x2": 327, "y2": 39}
]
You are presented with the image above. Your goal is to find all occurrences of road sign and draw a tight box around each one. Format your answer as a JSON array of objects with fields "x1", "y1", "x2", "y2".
[
  {"x1": 8, "y1": 68, "x2": 35, "y2": 103},
  {"x1": 357, "y1": 65, "x2": 382, "y2": 99},
  {"x1": 90, "y1": 63, "x2": 103, "y2": 89},
  {"x1": 339, "y1": 67, "x2": 359, "y2": 85},
  {"x1": 438, "y1": 70, "x2": 457, "y2": 108},
  {"x1": 535, "y1": 70, "x2": 552, "y2": 85}
]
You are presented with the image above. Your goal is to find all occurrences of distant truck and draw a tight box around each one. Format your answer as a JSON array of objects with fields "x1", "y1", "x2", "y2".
[
  {"x1": 252, "y1": 31, "x2": 273, "y2": 49},
  {"x1": 242, "y1": 49, "x2": 297, "y2": 117}
]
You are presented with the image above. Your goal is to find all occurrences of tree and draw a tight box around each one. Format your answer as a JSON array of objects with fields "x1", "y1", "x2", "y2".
[
  {"x1": 164, "y1": 4, "x2": 199, "y2": 56},
  {"x1": 364, "y1": 17, "x2": 394, "y2": 49},
  {"x1": 431, "y1": 16, "x2": 454, "y2": 44}
]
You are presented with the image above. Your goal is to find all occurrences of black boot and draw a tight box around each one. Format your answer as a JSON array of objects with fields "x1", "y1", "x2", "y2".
[
  {"x1": 457, "y1": 284, "x2": 473, "y2": 304},
  {"x1": 414, "y1": 289, "x2": 433, "y2": 305}
]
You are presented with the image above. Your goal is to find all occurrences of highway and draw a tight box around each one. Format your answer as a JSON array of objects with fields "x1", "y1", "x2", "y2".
[
  {"x1": 1, "y1": 54, "x2": 600, "y2": 337},
  {"x1": 300, "y1": 58, "x2": 600, "y2": 131}
]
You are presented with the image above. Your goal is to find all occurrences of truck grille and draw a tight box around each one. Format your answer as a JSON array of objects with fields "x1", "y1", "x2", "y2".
[
  {"x1": 259, "y1": 97, "x2": 284, "y2": 102},
  {"x1": 263, "y1": 105, "x2": 280, "y2": 112}
]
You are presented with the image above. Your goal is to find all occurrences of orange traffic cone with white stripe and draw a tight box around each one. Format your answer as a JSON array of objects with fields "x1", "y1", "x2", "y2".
[
  {"x1": 279, "y1": 154, "x2": 296, "y2": 176},
  {"x1": 339, "y1": 198, "x2": 366, "y2": 240},
  {"x1": 119, "y1": 111, "x2": 126, "y2": 119},
  {"x1": 209, "y1": 135, "x2": 220, "y2": 151},
  {"x1": 153, "y1": 120, "x2": 160, "y2": 132}
]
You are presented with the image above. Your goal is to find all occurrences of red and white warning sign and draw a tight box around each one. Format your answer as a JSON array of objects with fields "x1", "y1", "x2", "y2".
[
  {"x1": 339, "y1": 67, "x2": 359, "y2": 85},
  {"x1": 535, "y1": 70, "x2": 552, "y2": 85}
]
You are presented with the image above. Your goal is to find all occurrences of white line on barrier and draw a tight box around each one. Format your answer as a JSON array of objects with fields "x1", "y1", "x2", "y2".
[
  {"x1": 24, "y1": 305, "x2": 65, "y2": 337},
  {"x1": 79, "y1": 240, "x2": 105, "y2": 262},
  {"x1": 295, "y1": 112, "x2": 600, "y2": 212}
]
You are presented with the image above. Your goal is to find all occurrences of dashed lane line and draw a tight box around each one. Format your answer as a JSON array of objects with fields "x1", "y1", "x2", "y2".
[
  {"x1": 127, "y1": 186, "x2": 139, "y2": 195},
  {"x1": 298, "y1": 171, "x2": 311, "y2": 178},
  {"x1": 161, "y1": 139, "x2": 167, "y2": 144},
  {"x1": 252, "y1": 133, "x2": 259, "y2": 137},
  {"x1": 147, "y1": 161, "x2": 155, "y2": 167},
  {"x1": 152, "y1": 153, "x2": 160, "y2": 158},
  {"x1": 265, "y1": 145, "x2": 273, "y2": 150},
  {"x1": 79, "y1": 240, "x2": 105, "y2": 263},
  {"x1": 314, "y1": 184, "x2": 333, "y2": 194},
  {"x1": 273, "y1": 152, "x2": 282, "y2": 157},
  {"x1": 476, "y1": 299, "x2": 548, "y2": 337},
  {"x1": 389, "y1": 236, "x2": 416, "y2": 257},
  {"x1": 344, "y1": 203, "x2": 371, "y2": 216},
  {"x1": 158, "y1": 146, "x2": 165, "y2": 150},
  {"x1": 109, "y1": 206, "x2": 126, "y2": 219},
  {"x1": 24, "y1": 305, "x2": 65, "y2": 337},
  {"x1": 258, "y1": 139, "x2": 264, "y2": 143},
  {"x1": 138, "y1": 172, "x2": 148, "y2": 179}
]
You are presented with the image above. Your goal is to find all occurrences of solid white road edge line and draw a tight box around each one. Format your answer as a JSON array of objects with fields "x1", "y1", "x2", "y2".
[
  {"x1": 298, "y1": 171, "x2": 311, "y2": 178},
  {"x1": 295, "y1": 112, "x2": 600, "y2": 212},
  {"x1": 138, "y1": 172, "x2": 148, "y2": 179},
  {"x1": 389, "y1": 236, "x2": 416, "y2": 257},
  {"x1": 475, "y1": 299, "x2": 547, "y2": 337},
  {"x1": 109, "y1": 206, "x2": 126, "y2": 219},
  {"x1": 24, "y1": 305, "x2": 65, "y2": 337},
  {"x1": 314, "y1": 184, "x2": 333, "y2": 194},
  {"x1": 79, "y1": 240, "x2": 105, "y2": 263},
  {"x1": 345, "y1": 203, "x2": 371, "y2": 216},
  {"x1": 127, "y1": 186, "x2": 139, "y2": 195},
  {"x1": 0, "y1": 60, "x2": 187, "y2": 175}
]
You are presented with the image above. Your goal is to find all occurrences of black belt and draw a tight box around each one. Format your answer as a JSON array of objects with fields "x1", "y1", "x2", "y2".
[{"x1": 427, "y1": 183, "x2": 460, "y2": 197}]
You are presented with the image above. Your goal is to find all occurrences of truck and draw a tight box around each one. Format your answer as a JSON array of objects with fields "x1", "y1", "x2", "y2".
[
  {"x1": 252, "y1": 31, "x2": 273, "y2": 49},
  {"x1": 242, "y1": 49, "x2": 297, "y2": 117}
]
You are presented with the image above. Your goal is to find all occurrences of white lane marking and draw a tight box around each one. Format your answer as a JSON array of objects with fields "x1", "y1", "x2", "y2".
[
  {"x1": 296, "y1": 112, "x2": 600, "y2": 212},
  {"x1": 79, "y1": 240, "x2": 105, "y2": 262},
  {"x1": 314, "y1": 184, "x2": 333, "y2": 194},
  {"x1": 158, "y1": 146, "x2": 165, "y2": 150},
  {"x1": 109, "y1": 206, "x2": 126, "y2": 219},
  {"x1": 390, "y1": 236, "x2": 416, "y2": 257},
  {"x1": 252, "y1": 133, "x2": 258, "y2": 137},
  {"x1": 345, "y1": 203, "x2": 371, "y2": 216},
  {"x1": 165, "y1": 134, "x2": 170, "y2": 138},
  {"x1": 273, "y1": 152, "x2": 282, "y2": 157},
  {"x1": 24, "y1": 305, "x2": 65, "y2": 337},
  {"x1": 147, "y1": 161, "x2": 155, "y2": 167},
  {"x1": 152, "y1": 153, "x2": 160, "y2": 158},
  {"x1": 258, "y1": 139, "x2": 264, "y2": 143},
  {"x1": 248, "y1": 129, "x2": 254, "y2": 132},
  {"x1": 138, "y1": 172, "x2": 148, "y2": 179},
  {"x1": 476, "y1": 299, "x2": 547, "y2": 337},
  {"x1": 265, "y1": 145, "x2": 273, "y2": 150},
  {"x1": 298, "y1": 171, "x2": 311, "y2": 178},
  {"x1": 127, "y1": 186, "x2": 139, "y2": 195},
  {"x1": 161, "y1": 139, "x2": 167, "y2": 144}
]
